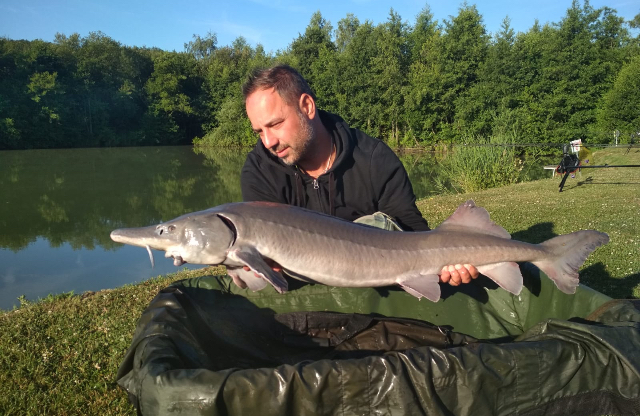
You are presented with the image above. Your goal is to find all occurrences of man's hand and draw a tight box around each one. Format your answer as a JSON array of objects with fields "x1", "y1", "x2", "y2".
[{"x1": 439, "y1": 264, "x2": 479, "y2": 286}]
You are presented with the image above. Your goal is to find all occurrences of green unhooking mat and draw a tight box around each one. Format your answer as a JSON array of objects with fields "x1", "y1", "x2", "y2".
[{"x1": 117, "y1": 264, "x2": 640, "y2": 415}]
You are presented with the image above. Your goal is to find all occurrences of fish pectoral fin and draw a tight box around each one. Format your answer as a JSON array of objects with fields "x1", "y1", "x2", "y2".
[
  {"x1": 477, "y1": 262, "x2": 523, "y2": 295},
  {"x1": 226, "y1": 266, "x2": 268, "y2": 292},
  {"x1": 398, "y1": 274, "x2": 441, "y2": 302},
  {"x1": 228, "y1": 249, "x2": 288, "y2": 294}
]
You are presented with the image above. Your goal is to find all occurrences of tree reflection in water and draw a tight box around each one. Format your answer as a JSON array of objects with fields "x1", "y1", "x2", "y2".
[{"x1": 0, "y1": 146, "x2": 246, "y2": 309}]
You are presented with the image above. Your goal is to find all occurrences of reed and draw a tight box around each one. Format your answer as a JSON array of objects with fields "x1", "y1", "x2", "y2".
[{"x1": 434, "y1": 134, "x2": 529, "y2": 194}]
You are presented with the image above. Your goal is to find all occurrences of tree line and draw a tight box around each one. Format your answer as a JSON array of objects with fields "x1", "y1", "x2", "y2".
[{"x1": 1, "y1": 1, "x2": 639, "y2": 150}]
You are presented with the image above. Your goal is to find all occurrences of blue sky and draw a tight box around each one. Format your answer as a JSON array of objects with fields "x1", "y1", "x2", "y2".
[{"x1": 1, "y1": 0, "x2": 638, "y2": 53}]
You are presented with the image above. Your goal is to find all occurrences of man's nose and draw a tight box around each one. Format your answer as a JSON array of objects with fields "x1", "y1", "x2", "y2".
[{"x1": 262, "y1": 129, "x2": 278, "y2": 149}]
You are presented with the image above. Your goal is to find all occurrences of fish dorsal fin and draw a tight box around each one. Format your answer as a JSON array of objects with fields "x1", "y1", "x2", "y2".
[{"x1": 435, "y1": 200, "x2": 511, "y2": 239}]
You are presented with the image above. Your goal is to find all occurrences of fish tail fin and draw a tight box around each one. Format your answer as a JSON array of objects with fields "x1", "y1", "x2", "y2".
[{"x1": 532, "y1": 230, "x2": 609, "y2": 294}]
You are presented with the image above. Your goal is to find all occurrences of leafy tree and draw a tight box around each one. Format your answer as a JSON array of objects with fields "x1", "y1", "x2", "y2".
[
  {"x1": 201, "y1": 37, "x2": 255, "y2": 129},
  {"x1": 196, "y1": 38, "x2": 273, "y2": 146},
  {"x1": 370, "y1": 10, "x2": 410, "y2": 145},
  {"x1": 408, "y1": 5, "x2": 438, "y2": 60},
  {"x1": 144, "y1": 51, "x2": 204, "y2": 144},
  {"x1": 440, "y1": 4, "x2": 488, "y2": 140},
  {"x1": 408, "y1": 4, "x2": 488, "y2": 141},
  {"x1": 514, "y1": 1, "x2": 632, "y2": 144},
  {"x1": 335, "y1": 14, "x2": 359, "y2": 53},
  {"x1": 0, "y1": 118, "x2": 20, "y2": 148},
  {"x1": 597, "y1": 54, "x2": 640, "y2": 139},
  {"x1": 331, "y1": 20, "x2": 379, "y2": 136},
  {"x1": 307, "y1": 45, "x2": 337, "y2": 112},
  {"x1": 630, "y1": 12, "x2": 640, "y2": 29},
  {"x1": 74, "y1": 32, "x2": 150, "y2": 145},
  {"x1": 184, "y1": 31, "x2": 218, "y2": 60},
  {"x1": 27, "y1": 71, "x2": 61, "y2": 122},
  {"x1": 404, "y1": 7, "x2": 442, "y2": 143},
  {"x1": 458, "y1": 17, "x2": 519, "y2": 138},
  {"x1": 194, "y1": 92, "x2": 255, "y2": 147},
  {"x1": 0, "y1": 38, "x2": 30, "y2": 148},
  {"x1": 289, "y1": 11, "x2": 335, "y2": 85}
]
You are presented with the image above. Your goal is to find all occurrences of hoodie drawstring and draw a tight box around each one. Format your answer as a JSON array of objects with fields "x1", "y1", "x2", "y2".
[
  {"x1": 294, "y1": 172, "x2": 303, "y2": 207},
  {"x1": 328, "y1": 171, "x2": 335, "y2": 216}
]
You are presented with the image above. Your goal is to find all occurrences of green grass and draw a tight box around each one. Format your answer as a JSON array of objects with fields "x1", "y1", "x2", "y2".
[
  {"x1": 1, "y1": 147, "x2": 638, "y2": 415},
  {"x1": 0, "y1": 267, "x2": 222, "y2": 415}
]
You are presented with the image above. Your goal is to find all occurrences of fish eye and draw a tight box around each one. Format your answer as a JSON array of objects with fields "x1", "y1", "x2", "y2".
[{"x1": 168, "y1": 225, "x2": 176, "y2": 232}]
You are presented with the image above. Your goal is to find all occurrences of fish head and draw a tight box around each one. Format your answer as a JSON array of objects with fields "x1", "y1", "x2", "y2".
[{"x1": 110, "y1": 211, "x2": 235, "y2": 266}]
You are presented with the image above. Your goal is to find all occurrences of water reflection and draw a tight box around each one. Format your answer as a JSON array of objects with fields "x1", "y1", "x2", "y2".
[
  {"x1": 0, "y1": 146, "x2": 245, "y2": 309},
  {"x1": 397, "y1": 151, "x2": 443, "y2": 197},
  {"x1": 0, "y1": 147, "x2": 245, "y2": 251}
]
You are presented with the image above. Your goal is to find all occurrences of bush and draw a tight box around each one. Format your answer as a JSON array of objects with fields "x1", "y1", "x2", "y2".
[
  {"x1": 435, "y1": 134, "x2": 526, "y2": 193},
  {"x1": 193, "y1": 95, "x2": 255, "y2": 147}
]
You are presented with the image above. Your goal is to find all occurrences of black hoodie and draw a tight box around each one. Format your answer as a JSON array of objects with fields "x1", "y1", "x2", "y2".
[{"x1": 241, "y1": 110, "x2": 430, "y2": 232}]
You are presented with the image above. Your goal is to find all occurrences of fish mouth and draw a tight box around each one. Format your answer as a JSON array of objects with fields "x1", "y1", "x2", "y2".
[
  {"x1": 143, "y1": 246, "x2": 185, "y2": 268},
  {"x1": 164, "y1": 250, "x2": 187, "y2": 266},
  {"x1": 172, "y1": 255, "x2": 186, "y2": 266}
]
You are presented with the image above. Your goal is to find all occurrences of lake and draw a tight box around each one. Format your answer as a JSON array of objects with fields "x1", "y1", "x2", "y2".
[{"x1": 0, "y1": 146, "x2": 550, "y2": 310}]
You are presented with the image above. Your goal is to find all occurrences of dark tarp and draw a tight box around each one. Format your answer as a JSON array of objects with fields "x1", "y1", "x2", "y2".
[{"x1": 117, "y1": 265, "x2": 640, "y2": 415}]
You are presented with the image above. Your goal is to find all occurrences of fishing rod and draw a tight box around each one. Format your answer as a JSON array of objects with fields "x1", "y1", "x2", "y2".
[
  {"x1": 555, "y1": 141, "x2": 640, "y2": 192},
  {"x1": 448, "y1": 142, "x2": 637, "y2": 149}
]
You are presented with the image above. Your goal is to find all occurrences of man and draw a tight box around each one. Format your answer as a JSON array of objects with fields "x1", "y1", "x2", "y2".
[{"x1": 240, "y1": 64, "x2": 477, "y2": 286}]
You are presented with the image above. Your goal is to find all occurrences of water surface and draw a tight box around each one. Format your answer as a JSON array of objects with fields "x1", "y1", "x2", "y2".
[{"x1": 0, "y1": 147, "x2": 245, "y2": 309}]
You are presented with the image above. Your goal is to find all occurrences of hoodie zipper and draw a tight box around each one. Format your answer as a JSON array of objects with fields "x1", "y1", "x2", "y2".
[
  {"x1": 313, "y1": 177, "x2": 328, "y2": 213},
  {"x1": 296, "y1": 168, "x2": 328, "y2": 213},
  {"x1": 294, "y1": 171, "x2": 324, "y2": 212}
]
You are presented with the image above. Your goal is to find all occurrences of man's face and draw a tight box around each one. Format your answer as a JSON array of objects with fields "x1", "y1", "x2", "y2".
[{"x1": 245, "y1": 87, "x2": 315, "y2": 166}]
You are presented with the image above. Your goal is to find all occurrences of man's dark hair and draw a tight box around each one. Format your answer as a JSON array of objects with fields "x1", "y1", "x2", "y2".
[{"x1": 242, "y1": 64, "x2": 316, "y2": 106}]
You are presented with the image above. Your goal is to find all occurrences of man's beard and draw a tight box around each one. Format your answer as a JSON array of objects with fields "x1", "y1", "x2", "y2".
[{"x1": 271, "y1": 111, "x2": 315, "y2": 166}]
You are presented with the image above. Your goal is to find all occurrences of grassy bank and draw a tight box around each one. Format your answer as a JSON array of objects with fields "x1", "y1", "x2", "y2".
[
  {"x1": 0, "y1": 268, "x2": 221, "y2": 415},
  {"x1": 1, "y1": 147, "x2": 638, "y2": 415}
]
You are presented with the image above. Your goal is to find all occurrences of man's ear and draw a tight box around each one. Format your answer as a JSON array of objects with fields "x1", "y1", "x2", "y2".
[{"x1": 298, "y1": 93, "x2": 316, "y2": 120}]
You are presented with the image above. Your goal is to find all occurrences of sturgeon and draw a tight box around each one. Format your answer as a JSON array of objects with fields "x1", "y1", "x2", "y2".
[{"x1": 110, "y1": 200, "x2": 609, "y2": 302}]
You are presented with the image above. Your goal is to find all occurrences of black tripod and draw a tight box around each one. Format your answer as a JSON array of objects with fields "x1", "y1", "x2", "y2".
[{"x1": 556, "y1": 143, "x2": 640, "y2": 192}]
